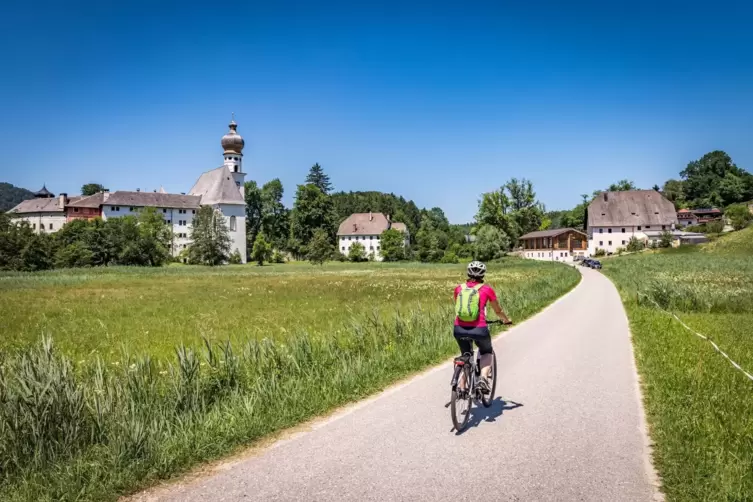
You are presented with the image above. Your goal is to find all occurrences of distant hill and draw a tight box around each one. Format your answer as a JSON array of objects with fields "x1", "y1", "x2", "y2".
[{"x1": 0, "y1": 182, "x2": 35, "y2": 212}]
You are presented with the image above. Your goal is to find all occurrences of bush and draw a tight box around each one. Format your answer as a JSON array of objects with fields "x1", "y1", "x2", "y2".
[
  {"x1": 616, "y1": 247, "x2": 626, "y2": 255},
  {"x1": 706, "y1": 220, "x2": 725, "y2": 234},
  {"x1": 348, "y1": 242, "x2": 367, "y2": 262},
  {"x1": 659, "y1": 230, "x2": 674, "y2": 248},
  {"x1": 55, "y1": 242, "x2": 93, "y2": 268},
  {"x1": 379, "y1": 229, "x2": 406, "y2": 261},
  {"x1": 440, "y1": 251, "x2": 459, "y2": 264},
  {"x1": 593, "y1": 248, "x2": 606, "y2": 257},
  {"x1": 307, "y1": 229, "x2": 333, "y2": 265},
  {"x1": 626, "y1": 236, "x2": 645, "y2": 253},
  {"x1": 272, "y1": 250, "x2": 286, "y2": 263},
  {"x1": 725, "y1": 204, "x2": 753, "y2": 231},
  {"x1": 229, "y1": 249, "x2": 243, "y2": 264}
]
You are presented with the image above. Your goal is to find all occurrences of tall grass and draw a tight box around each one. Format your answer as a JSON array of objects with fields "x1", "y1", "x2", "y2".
[
  {"x1": 603, "y1": 237, "x2": 753, "y2": 501},
  {"x1": 0, "y1": 260, "x2": 579, "y2": 501}
]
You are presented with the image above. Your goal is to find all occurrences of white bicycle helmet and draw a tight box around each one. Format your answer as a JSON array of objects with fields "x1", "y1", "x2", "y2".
[{"x1": 467, "y1": 261, "x2": 486, "y2": 279}]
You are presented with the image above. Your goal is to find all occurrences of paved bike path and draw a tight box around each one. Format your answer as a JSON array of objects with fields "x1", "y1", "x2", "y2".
[{"x1": 136, "y1": 268, "x2": 660, "y2": 501}]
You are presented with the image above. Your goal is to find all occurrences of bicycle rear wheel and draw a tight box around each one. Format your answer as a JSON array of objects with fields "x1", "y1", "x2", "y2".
[
  {"x1": 481, "y1": 352, "x2": 497, "y2": 408},
  {"x1": 451, "y1": 366, "x2": 473, "y2": 431}
]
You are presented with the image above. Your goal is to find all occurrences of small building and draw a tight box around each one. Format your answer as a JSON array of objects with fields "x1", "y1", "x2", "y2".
[
  {"x1": 587, "y1": 190, "x2": 678, "y2": 255},
  {"x1": 677, "y1": 207, "x2": 723, "y2": 227},
  {"x1": 644, "y1": 229, "x2": 708, "y2": 247},
  {"x1": 519, "y1": 228, "x2": 588, "y2": 262},
  {"x1": 66, "y1": 192, "x2": 104, "y2": 222},
  {"x1": 7, "y1": 187, "x2": 81, "y2": 233},
  {"x1": 337, "y1": 212, "x2": 408, "y2": 261},
  {"x1": 676, "y1": 208, "x2": 698, "y2": 227}
]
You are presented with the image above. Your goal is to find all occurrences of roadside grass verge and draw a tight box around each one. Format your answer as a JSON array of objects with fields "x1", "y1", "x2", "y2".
[
  {"x1": 603, "y1": 237, "x2": 753, "y2": 501},
  {"x1": 0, "y1": 260, "x2": 579, "y2": 501}
]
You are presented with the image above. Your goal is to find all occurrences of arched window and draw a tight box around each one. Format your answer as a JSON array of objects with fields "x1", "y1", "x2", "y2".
[{"x1": 230, "y1": 215, "x2": 236, "y2": 231}]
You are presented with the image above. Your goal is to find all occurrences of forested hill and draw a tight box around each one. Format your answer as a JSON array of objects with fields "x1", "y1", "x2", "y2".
[
  {"x1": 0, "y1": 183, "x2": 34, "y2": 212},
  {"x1": 331, "y1": 191, "x2": 424, "y2": 236}
]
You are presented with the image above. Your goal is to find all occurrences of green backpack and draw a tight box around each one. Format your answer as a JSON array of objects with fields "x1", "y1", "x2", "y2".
[{"x1": 455, "y1": 284, "x2": 483, "y2": 322}]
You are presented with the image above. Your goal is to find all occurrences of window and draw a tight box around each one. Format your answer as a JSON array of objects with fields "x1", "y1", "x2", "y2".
[
  {"x1": 192, "y1": 210, "x2": 195, "y2": 214},
  {"x1": 234, "y1": 166, "x2": 238, "y2": 173},
  {"x1": 637, "y1": 226, "x2": 642, "y2": 230},
  {"x1": 608, "y1": 228, "x2": 612, "y2": 233},
  {"x1": 32, "y1": 223, "x2": 36, "y2": 229},
  {"x1": 129, "y1": 207, "x2": 134, "y2": 212},
  {"x1": 230, "y1": 216, "x2": 237, "y2": 231},
  {"x1": 370, "y1": 246, "x2": 374, "y2": 250},
  {"x1": 163, "y1": 209, "x2": 167, "y2": 213},
  {"x1": 599, "y1": 228, "x2": 603, "y2": 234},
  {"x1": 599, "y1": 241, "x2": 603, "y2": 246},
  {"x1": 377, "y1": 246, "x2": 380, "y2": 251},
  {"x1": 49, "y1": 223, "x2": 53, "y2": 230},
  {"x1": 608, "y1": 241, "x2": 612, "y2": 246},
  {"x1": 348, "y1": 236, "x2": 352, "y2": 240},
  {"x1": 370, "y1": 235, "x2": 373, "y2": 240},
  {"x1": 622, "y1": 240, "x2": 626, "y2": 245},
  {"x1": 74, "y1": 207, "x2": 79, "y2": 213},
  {"x1": 645, "y1": 226, "x2": 651, "y2": 229},
  {"x1": 621, "y1": 228, "x2": 625, "y2": 233},
  {"x1": 662, "y1": 225, "x2": 666, "y2": 230},
  {"x1": 341, "y1": 246, "x2": 345, "y2": 251}
]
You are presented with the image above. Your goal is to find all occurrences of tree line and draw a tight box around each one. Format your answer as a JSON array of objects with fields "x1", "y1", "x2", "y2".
[{"x1": 244, "y1": 163, "x2": 475, "y2": 264}]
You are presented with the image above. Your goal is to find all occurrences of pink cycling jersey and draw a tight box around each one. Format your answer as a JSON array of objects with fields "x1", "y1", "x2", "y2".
[{"x1": 453, "y1": 281, "x2": 497, "y2": 328}]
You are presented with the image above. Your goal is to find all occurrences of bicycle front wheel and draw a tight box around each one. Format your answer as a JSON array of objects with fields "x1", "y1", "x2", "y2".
[
  {"x1": 481, "y1": 352, "x2": 497, "y2": 408},
  {"x1": 451, "y1": 366, "x2": 473, "y2": 431}
]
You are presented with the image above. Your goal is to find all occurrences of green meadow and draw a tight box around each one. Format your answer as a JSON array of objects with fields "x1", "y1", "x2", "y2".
[
  {"x1": 603, "y1": 227, "x2": 753, "y2": 501},
  {"x1": 0, "y1": 259, "x2": 579, "y2": 501}
]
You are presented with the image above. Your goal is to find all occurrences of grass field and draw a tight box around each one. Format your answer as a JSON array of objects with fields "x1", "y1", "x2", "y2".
[
  {"x1": 603, "y1": 227, "x2": 753, "y2": 501},
  {"x1": 0, "y1": 259, "x2": 579, "y2": 502}
]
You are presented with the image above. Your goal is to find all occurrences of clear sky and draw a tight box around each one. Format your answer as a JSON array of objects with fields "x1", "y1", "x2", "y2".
[{"x1": 1, "y1": 0, "x2": 751, "y2": 223}]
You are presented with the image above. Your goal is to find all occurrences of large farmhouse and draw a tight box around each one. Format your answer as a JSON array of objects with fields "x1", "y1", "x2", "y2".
[
  {"x1": 7, "y1": 120, "x2": 249, "y2": 262},
  {"x1": 587, "y1": 190, "x2": 678, "y2": 255}
]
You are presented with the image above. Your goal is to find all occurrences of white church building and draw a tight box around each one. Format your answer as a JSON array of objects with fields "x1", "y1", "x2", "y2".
[{"x1": 9, "y1": 119, "x2": 249, "y2": 263}]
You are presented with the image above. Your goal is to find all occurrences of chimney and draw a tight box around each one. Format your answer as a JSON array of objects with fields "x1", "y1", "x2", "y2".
[
  {"x1": 369, "y1": 211, "x2": 373, "y2": 221},
  {"x1": 603, "y1": 192, "x2": 608, "y2": 202},
  {"x1": 103, "y1": 192, "x2": 110, "y2": 203},
  {"x1": 59, "y1": 193, "x2": 67, "y2": 208},
  {"x1": 353, "y1": 223, "x2": 357, "y2": 232}
]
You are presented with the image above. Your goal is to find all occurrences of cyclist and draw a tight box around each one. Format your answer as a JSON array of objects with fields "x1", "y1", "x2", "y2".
[{"x1": 453, "y1": 261, "x2": 512, "y2": 393}]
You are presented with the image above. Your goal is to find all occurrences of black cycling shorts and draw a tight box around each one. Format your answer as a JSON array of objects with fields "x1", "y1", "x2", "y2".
[{"x1": 453, "y1": 325, "x2": 493, "y2": 355}]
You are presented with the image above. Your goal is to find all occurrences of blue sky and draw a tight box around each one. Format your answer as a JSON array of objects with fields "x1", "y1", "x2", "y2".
[{"x1": 1, "y1": 0, "x2": 752, "y2": 223}]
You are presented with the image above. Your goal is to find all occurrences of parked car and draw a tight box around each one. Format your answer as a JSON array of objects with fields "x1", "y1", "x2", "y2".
[
  {"x1": 580, "y1": 259, "x2": 592, "y2": 267},
  {"x1": 590, "y1": 259, "x2": 602, "y2": 270}
]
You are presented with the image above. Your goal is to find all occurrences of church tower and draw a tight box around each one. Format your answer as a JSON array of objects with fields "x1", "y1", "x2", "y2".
[{"x1": 221, "y1": 116, "x2": 246, "y2": 196}]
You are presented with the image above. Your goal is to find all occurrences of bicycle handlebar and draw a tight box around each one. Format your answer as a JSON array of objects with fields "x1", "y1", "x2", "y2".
[{"x1": 487, "y1": 319, "x2": 513, "y2": 326}]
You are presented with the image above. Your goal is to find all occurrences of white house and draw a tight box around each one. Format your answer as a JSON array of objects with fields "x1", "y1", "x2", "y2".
[
  {"x1": 7, "y1": 119, "x2": 249, "y2": 262},
  {"x1": 7, "y1": 187, "x2": 74, "y2": 233},
  {"x1": 587, "y1": 190, "x2": 678, "y2": 255},
  {"x1": 337, "y1": 212, "x2": 408, "y2": 261}
]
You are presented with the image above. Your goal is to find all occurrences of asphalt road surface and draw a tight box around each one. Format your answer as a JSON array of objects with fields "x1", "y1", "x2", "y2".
[{"x1": 136, "y1": 267, "x2": 661, "y2": 502}]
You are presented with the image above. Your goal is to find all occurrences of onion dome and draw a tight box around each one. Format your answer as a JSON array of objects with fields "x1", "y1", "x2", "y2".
[
  {"x1": 34, "y1": 185, "x2": 55, "y2": 198},
  {"x1": 221, "y1": 118, "x2": 245, "y2": 154}
]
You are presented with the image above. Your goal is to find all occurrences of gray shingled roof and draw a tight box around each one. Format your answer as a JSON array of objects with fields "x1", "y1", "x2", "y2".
[
  {"x1": 519, "y1": 228, "x2": 586, "y2": 240},
  {"x1": 337, "y1": 213, "x2": 407, "y2": 235},
  {"x1": 189, "y1": 166, "x2": 244, "y2": 205},
  {"x1": 104, "y1": 191, "x2": 202, "y2": 209},
  {"x1": 588, "y1": 190, "x2": 678, "y2": 227},
  {"x1": 67, "y1": 193, "x2": 105, "y2": 208},
  {"x1": 9, "y1": 198, "x2": 63, "y2": 213}
]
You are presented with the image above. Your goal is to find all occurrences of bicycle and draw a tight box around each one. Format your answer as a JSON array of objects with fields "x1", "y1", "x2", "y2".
[{"x1": 450, "y1": 319, "x2": 512, "y2": 432}]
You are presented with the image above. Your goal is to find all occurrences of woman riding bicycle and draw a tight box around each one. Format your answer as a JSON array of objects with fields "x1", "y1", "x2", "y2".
[{"x1": 453, "y1": 261, "x2": 512, "y2": 393}]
